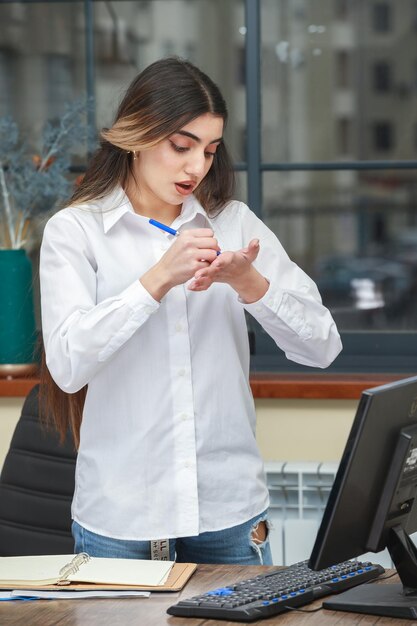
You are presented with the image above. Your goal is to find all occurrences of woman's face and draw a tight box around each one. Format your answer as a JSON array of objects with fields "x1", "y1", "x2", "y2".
[{"x1": 132, "y1": 113, "x2": 224, "y2": 212}]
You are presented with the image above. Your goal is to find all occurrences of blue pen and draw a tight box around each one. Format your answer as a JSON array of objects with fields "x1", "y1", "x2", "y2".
[
  {"x1": 0, "y1": 596, "x2": 39, "y2": 601},
  {"x1": 149, "y1": 218, "x2": 221, "y2": 254},
  {"x1": 149, "y1": 218, "x2": 178, "y2": 237}
]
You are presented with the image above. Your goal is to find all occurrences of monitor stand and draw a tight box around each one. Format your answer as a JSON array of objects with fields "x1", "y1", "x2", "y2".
[{"x1": 323, "y1": 526, "x2": 417, "y2": 619}]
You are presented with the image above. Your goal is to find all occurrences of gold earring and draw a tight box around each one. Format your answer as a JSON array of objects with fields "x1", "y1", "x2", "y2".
[{"x1": 133, "y1": 151, "x2": 137, "y2": 160}]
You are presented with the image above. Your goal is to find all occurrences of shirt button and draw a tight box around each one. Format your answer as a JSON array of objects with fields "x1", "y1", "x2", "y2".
[
  {"x1": 178, "y1": 368, "x2": 186, "y2": 377},
  {"x1": 180, "y1": 413, "x2": 188, "y2": 421},
  {"x1": 184, "y1": 461, "x2": 192, "y2": 468},
  {"x1": 255, "y1": 306, "x2": 262, "y2": 313},
  {"x1": 175, "y1": 322, "x2": 183, "y2": 332}
]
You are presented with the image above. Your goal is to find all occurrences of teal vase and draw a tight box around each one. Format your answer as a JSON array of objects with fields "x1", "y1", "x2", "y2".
[{"x1": 0, "y1": 249, "x2": 37, "y2": 371}]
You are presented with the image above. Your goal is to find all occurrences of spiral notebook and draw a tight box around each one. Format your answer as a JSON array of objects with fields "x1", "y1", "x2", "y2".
[{"x1": 0, "y1": 553, "x2": 197, "y2": 592}]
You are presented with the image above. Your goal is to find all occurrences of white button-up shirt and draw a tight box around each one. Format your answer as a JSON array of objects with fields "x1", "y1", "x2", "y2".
[{"x1": 40, "y1": 187, "x2": 342, "y2": 540}]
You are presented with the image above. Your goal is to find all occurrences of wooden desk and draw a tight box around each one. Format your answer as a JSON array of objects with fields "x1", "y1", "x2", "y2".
[{"x1": 0, "y1": 564, "x2": 409, "y2": 625}]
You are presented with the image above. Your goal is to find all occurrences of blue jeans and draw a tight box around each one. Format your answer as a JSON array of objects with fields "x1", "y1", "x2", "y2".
[{"x1": 72, "y1": 510, "x2": 273, "y2": 565}]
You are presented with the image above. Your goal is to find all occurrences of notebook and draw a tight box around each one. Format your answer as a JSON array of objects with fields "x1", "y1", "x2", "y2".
[{"x1": 0, "y1": 553, "x2": 196, "y2": 592}]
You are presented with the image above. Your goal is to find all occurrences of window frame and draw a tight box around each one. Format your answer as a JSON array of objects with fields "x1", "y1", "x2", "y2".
[{"x1": 3, "y1": 0, "x2": 416, "y2": 375}]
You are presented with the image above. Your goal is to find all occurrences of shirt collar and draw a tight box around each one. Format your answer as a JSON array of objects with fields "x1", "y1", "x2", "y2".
[
  {"x1": 89, "y1": 186, "x2": 133, "y2": 234},
  {"x1": 90, "y1": 186, "x2": 210, "y2": 234},
  {"x1": 177, "y1": 194, "x2": 211, "y2": 228}
]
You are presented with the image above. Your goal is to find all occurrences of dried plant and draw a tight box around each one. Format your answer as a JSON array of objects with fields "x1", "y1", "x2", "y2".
[{"x1": 0, "y1": 99, "x2": 91, "y2": 249}]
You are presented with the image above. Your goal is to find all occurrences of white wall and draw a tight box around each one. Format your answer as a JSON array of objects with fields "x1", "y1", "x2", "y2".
[
  {"x1": 256, "y1": 398, "x2": 357, "y2": 462},
  {"x1": 0, "y1": 396, "x2": 357, "y2": 471},
  {"x1": 0, "y1": 398, "x2": 24, "y2": 470}
]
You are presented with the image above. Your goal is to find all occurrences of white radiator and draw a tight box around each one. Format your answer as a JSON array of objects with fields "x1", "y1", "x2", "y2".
[{"x1": 265, "y1": 461, "x2": 392, "y2": 568}]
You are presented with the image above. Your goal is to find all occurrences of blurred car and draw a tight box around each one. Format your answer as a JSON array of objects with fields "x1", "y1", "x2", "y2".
[{"x1": 315, "y1": 255, "x2": 413, "y2": 314}]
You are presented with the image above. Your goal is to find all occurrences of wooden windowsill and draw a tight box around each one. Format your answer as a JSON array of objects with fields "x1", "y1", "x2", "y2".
[
  {"x1": 249, "y1": 373, "x2": 409, "y2": 399},
  {"x1": 0, "y1": 373, "x2": 410, "y2": 400},
  {"x1": 0, "y1": 377, "x2": 41, "y2": 398}
]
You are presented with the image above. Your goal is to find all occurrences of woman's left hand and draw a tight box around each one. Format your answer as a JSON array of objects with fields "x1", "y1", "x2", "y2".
[{"x1": 188, "y1": 238, "x2": 269, "y2": 303}]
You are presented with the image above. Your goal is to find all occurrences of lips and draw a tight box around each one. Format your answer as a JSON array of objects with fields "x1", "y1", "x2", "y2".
[{"x1": 175, "y1": 181, "x2": 196, "y2": 196}]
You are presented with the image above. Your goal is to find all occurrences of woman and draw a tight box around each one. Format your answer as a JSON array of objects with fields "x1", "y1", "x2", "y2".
[{"x1": 40, "y1": 57, "x2": 342, "y2": 565}]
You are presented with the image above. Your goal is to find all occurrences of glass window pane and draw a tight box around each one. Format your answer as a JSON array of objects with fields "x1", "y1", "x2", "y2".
[
  {"x1": 0, "y1": 0, "x2": 245, "y2": 160},
  {"x1": 263, "y1": 170, "x2": 417, "y2": 331},
  {"x1": 235, "y1": 169, "x2": 248, "y2": 204},
  {"x1": 0, "y1": 2, "x2": 87, "y2": 155},
  {"x1": 260, "y1": 0, "x2": 417, "y2": 162}
]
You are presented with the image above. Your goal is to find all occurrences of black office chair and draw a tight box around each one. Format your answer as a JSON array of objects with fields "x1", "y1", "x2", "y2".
[{"x1": 0, "y1": 384, "x2": 76, "y2": 555}]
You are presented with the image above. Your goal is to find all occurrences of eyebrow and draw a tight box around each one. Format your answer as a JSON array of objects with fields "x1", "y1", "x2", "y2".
[{"x1": 175, "y1": 130, "x2": 223, "y2": 144}]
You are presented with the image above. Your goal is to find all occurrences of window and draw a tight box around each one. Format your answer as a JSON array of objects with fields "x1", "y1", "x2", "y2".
[
  {"x1": 373, "y1": 121, "x2": 393, "y2": 151},
  {"x1": 258, "y1": 0, "x2": 417, "y2": 373},
  {"x1": 334, "y1": 0, "x2": 349, "y2": 20},
  {"x1": 373, "y1": 61, "x2": 391, "y2": 92},
  {"x1": 337, "y1": 118, "x2": 351, "y2": 155},
  {"x1": 1, "y1": 0, "x2": 417, "y2": 374},
  {"x1": 336, "y1": 51, "x2": 350, "y2": 89},
  {"x1": 0, "y1": 49, "x2": 15, "y2": 116},
  {"x1": 372, "y1": 2, "x2": 391, "y2": 33}
]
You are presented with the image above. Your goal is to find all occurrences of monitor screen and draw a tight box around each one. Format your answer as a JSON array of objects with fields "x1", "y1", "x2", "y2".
[{"x1": 308, "y1": 374, "x2": 417, "y2": 619}]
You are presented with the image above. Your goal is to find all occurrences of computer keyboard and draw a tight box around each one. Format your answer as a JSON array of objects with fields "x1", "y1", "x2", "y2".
[{"x1": 167, "y1": 558, "x2": 385, "y2": 622}]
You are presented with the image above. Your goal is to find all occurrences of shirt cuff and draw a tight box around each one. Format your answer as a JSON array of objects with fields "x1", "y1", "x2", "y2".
[
  {"x1": 97, "y1": 281, "x2": 159, "y2": 363},
  {"x1": 243, "y1": 280, "x2": 313, "y2": 341},
  {"x1": 241, "y1": 279, "x2": 284, "y2": 316},
  {"x1": 123, "y1": 279, "x2": 160, "y2": 317}
]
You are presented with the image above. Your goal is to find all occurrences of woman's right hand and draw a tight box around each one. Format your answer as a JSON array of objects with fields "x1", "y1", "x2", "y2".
[{"x1": 139, "y1": 228, "x2": 220, "y2": 301}]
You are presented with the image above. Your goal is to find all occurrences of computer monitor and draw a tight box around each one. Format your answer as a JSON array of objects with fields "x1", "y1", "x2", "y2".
[{"x1": 308, "y1": 374, "x2": 417, "y2": 619}]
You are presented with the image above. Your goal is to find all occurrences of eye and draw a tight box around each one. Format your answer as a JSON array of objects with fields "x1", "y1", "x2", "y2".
[
  {"x1": 205, "y1": 151, "x2": 216, "y2": 158},
  {"x1": 169, "y1": 141, "x2": 188, "y2": 153}
]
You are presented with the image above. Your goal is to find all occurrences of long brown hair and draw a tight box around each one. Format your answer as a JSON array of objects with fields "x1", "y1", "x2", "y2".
[
  {"x1": 72, "y1": 56, "x2": 235, "y2": 213},
  {"x1": 40, "y1": 57, "x2": 235, "y2": 447}
]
